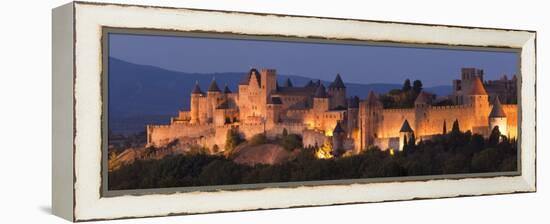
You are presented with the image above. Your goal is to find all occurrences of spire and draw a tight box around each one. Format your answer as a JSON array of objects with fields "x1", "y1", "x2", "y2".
[
  {"x1": 469, "y1": 76, "x2": 488, "y2": 95},
  {"x1": 489, "y1": 97, "x2": 507, "y2": 118},
  {"x1": 329, "y1": 74, "x2": 346, "y2": 89},
  {"x1": 304, "y1": 80, "x2": 315, "y2": 87},
  {"x1": 191, "y1": 81, "x2": 204, "y2": 95},
  {"x1": 333, "y1": 122, "x2": 345, "y2": 134},
  {"x1": 208, "y1": 78, "x2": 221, "y2": 92},
  {"x1": 314, "y1": 83, "x2": 328, "y2": 98},
  {"x1": 223, "y1": 84, "x2": 232, "y2": 94},
  {"x1": 285, "y1": 78, "x2": 293, "y2": 87},
  {"x1": 240, "y1": 68, "x2": 260, "y2": 85},
  {"x1": 400, "y1": 120, "x2": 413, "y2": 133}
]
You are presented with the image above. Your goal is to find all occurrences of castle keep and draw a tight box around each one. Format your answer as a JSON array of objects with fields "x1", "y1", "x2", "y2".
[{"x1": 147, "y1": 68, "x2": 518, "y2": 155}]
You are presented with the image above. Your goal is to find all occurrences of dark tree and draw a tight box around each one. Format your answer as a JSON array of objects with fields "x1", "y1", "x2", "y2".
[
  {"x1": 224, "y1": 128, "x2": 243, "y2": 152},
  {"x1": 451, "y1": 119, "x2": 460, "y2": 133},
  {"x1": 249, "y1": 133, "x2": 267, "y2": 145},
  {"x1": 489, "y1": 126, "x2": 501, "y2": 146},
  {"x1": 212, "y1": 144, "x2": 219, "y2": 153},
  {"x1": 409, "y1": 133, "x2": 416, "y2": 146},
  {"x1": 278, "y1": 134, "x2": 302, "y2": 151},
  {"x1": 402, "y1": 79, "x2": 412, "y2": 92},
  {"x1": 282, "y1": 128, "x2": 288, "y2": 137},
  {"x1": 413, "y1": 80, "x2": 423, "y2": 94}
]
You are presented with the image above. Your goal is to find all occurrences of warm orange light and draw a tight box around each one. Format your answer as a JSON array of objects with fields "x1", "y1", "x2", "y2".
[
  {"x1": 315, "y1": 142, "x2": 333, "y2": 159},
  {"x1": 315, "y1": 149, "x2": 333, "y2": 159}
]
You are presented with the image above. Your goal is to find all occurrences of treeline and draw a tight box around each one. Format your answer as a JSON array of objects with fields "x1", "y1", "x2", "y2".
[
  {"x1": 108, "y1": 128, "x2": 517, "y2": 190},
  {"x1": 380, "y1": 79, "x2": 424, "y2": 108}
]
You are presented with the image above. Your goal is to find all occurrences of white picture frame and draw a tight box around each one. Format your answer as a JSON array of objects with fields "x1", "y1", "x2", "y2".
[{"x1": 52, "y1": 1, "x2": 536, "y2": 221}]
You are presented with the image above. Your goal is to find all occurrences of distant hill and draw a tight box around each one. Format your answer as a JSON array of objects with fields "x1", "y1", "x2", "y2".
[{"x1": 108, "y1": 58, "x2": 451, "y2": 134}]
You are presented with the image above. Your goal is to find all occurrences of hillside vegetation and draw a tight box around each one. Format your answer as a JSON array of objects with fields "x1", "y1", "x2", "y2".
[{"x1": 108, "y1": 127, "x2": 517, "y2": 190}]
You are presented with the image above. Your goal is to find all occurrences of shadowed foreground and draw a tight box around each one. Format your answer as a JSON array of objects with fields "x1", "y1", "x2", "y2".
[{"x1": 108, "y1": 129, "x2": 517, "y2": 190}]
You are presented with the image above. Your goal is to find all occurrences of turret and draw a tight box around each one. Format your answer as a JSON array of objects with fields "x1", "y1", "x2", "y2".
[
  {"x1": 190, "y1": 81, "x2": 203, "y2": 124},
  {"x1": 489, "y1": 97, "x2": 508, "y2": 137},
  {"x1": 206, "y1": 79, "x2": 221, "y2": 123},
  {"x1": 468, "y1": 76, "x2": 490, "y2": 134},
  {"x1": 331, "y1": 122, "x2": 346, "y2": 156},
  {"x1": 399, "y1": 120, "x2": 414, "y2": 151},
  {"x1": 328, "y1": 74, "x2": 347, "y2": 109},
  {"x1": 467, "y1": 76, "x2": 488, "y2": 105},
  {"x1": 260, "y1": 68, "x2": 277, "y2": 97},
  {"x1": 313, "y1": 84, "x2": 329, "y2": 112}
]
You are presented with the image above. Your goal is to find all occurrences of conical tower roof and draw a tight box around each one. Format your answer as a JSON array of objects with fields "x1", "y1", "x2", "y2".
[
  {"x1": 314, "y1": 84, "x2": 328, "y2": 98},
  {"x1": 223, "y1": 84, "x2": 232, "y2": 94},
  {"x1": 333, "y1": 122, "x2": 345, "y2": 134},
  {"x1": 191, "y1": 81, "x2": 204, "y2": 94},
  {"x1": 240, "y1": 68, "x2": 261, "y2": 85},
  {"x1": 400, "y1": 120, "x2": 413, "y2": 133},
  {"x1": 285, "y1": 78, "x2": 293, "y2": 87},
  {"x1": 469, "y1": 76, "x2": 488, "y2": 95},
  {"x1": 489, "y1": 97, "x2": 507, "y2": 118},
  {"x1": 329, "y1": 74, "x2": 346, "y2": 88},
  {"x1": 208, "y1": 79, "x2": 221, "y2": 92}
]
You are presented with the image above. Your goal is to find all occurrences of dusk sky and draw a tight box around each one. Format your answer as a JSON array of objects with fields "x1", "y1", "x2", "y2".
[{"x1": 109, "y1": 33, "x2": 519, "y2": 87}]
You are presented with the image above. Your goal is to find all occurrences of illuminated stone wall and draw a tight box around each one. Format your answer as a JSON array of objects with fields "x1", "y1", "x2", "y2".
[
  {"x1": 146, "y1": 123, "x2": 213, "y2": 147},
  {"x1": 375, "y1": 108, "x2": 415, "y2": 139},
  {"x1": 502, "y1": 104, "x2": 518, "y2": 139}
]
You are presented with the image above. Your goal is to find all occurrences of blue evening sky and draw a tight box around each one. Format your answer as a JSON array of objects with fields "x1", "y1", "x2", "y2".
[{"x1": 109, "y1": 33, "x2": 519, "y2": 87}]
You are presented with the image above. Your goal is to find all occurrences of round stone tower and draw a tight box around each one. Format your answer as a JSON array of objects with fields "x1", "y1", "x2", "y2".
[
  {"x1": 468, "y1": 76, "x2": 490, "y2": 134},
  {"x1": 489, "y1": 97, "x2": 508, "y2": 137},
  {"x1": 399, "y1": 119, "x2": 414, "y2": 151},
  {"x1": 206, "y1": 79, "x2": 221, "y2": 123},
  {"x1": 190, "y1": 81, "x2": 203, "y2": 124},
  {"x1": 331, "y1": 122, "x2": 346, "y2": 157},
  {"x1": 328, "y1": 74, "x2": 347, "y2": 110},
  {"x1": 313, "y1": 83, "x2": 329, "y2": 112}
]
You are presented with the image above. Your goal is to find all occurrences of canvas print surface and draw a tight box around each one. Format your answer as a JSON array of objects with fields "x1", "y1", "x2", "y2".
[{"x1": 106, "y1": 31, "x2": 519, "y2": 192}]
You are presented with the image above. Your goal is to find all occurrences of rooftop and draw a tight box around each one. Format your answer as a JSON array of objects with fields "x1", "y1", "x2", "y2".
[{"x1": 400, "y1": 120, "x2": 413, "y2": 133}]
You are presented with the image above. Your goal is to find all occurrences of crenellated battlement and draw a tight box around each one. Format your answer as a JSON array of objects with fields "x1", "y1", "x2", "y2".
[
  {"x1": 383, "y1": 108, "x2": 415, "y2": 113},
  {"x1": 429, "y1": 104, "x2": 472, "y2": 110}
]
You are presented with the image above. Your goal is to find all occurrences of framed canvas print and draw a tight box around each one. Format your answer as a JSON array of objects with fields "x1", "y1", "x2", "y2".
[{"x1": 52, "y1": 1, "x2": 537, "y2": 222}]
